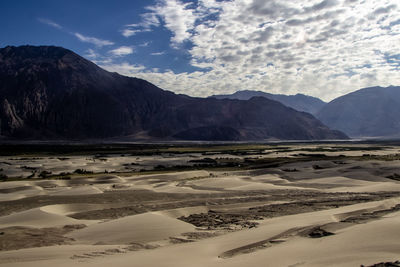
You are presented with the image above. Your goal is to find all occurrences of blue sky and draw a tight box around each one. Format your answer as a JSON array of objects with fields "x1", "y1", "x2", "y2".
[
  {"x1": 1, "y1": 0, "x2": 399, "y2": 101},
  {"x1": 0, "y1": 0, "x2": 198, "y2": 73}
]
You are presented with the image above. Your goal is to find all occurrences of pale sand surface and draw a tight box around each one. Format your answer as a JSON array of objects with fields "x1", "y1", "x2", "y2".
[
  {"x1": 0, "y1": 207, "x2": 97, "y2": 228},
  {"x1": 40, "y1": 204, "x2": 116, "y2": 216},
  {"x1": 156, "y1": 206, "x2": 209, "y2": 218},
  {"x1": 326, "y1": 182, "x2": 400, "y2": 193},
  {"x1": 186, "y1": 176, "x2": 304, "y2": 191},
  {"x1": 122, "y1": 170, "x2": 220, "y2": 194},
  {"x1": 0, "y1": 245, "x2": 124, "y2": 266},
  {"x1": 2, "y1": 199, "x2": 399, "y2": 267},
  {"x1": 1, "y1": 144, "x2": 400, "y2": 266},
  {"x1": 87, "y1": 202, "x2": 400, "y2": 267},
  {"x1": 0, "y1": 208, "x2": 75, "y2": 228},
  {"x1": 66, "y1": 212, "x2": 196, "y2": 244},
  {"x1": 0, "y1": 186, "x2": 44, "y2": 201},
  {"x1": 47, "y1": 185, "x2": 103, "y2": 196}
]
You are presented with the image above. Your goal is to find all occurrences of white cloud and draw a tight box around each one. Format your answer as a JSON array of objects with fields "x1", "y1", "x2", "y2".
[
  {"x1": 121, "y1": 26, "x2": 152, "y2": 37},
  {"x1": 140, "y1": 12, "x2": 161, "y2": 29},
  {"x1": 150, "y1": 51, "x2": 165, "y2": 56},
  {"x1": 84, "y1": 49, "x2": 98, "y2": 59},
  {"x1": 121, "y1": 12, "x2": 160, "y2": 38},
  {"x1": 147, "y1": 0, "x2": 197, "y2": 47},
  {"x1": 101, "y1": 62, "x2": 146, "y2": 76},
  {"x1": 37, "y1": 19, "x2": 116, "y2": 51},
  {"x1": 121, "y1": 29, "x2": 141, "y2": 37},
  {"x1": 38, "y1": 18, "x2": 62, "y2": 29},
  {"x1": 139, "y1": 42, "x2": 150, "y2": 47},
  {"x1": 107, "y1": 0, "x2": 400, "y2": 101},
  {"x1": 74, "y1": 33, "x2": 114, "y2": 47},
  {"x1": 109, "y1": 46, "x2": 134, "y2": 56}
]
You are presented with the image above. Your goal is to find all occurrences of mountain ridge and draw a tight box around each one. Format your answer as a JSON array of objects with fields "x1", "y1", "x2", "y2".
[
  {"x1": 210, "y1": 90, "x2": 326, "y2": 115},
  {"x1": 317, "y1": 86, "x2": 400, "y2": 137},
  {"x1": 0, "y1": 45, "x2": 347, "y2": 141}
]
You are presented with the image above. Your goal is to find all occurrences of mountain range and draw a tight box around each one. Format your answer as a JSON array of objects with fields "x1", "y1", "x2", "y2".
[
  {"x1": 210, "y1": 90, "x2": 326, "y2": 115},
  {"x1": 316, "y1": 86, "x2": 400, "y2": 138},
  {"x1": 209, "y1": 85, "x2": 400, "y2": 139},
  {"x1": 0, "y1": 45, "x2": 347, "y2": 141}
]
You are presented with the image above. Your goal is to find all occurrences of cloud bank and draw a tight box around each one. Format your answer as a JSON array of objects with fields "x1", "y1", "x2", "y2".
[{"x1": 104, "y1": 0, "x2": 400, "y2": 101}]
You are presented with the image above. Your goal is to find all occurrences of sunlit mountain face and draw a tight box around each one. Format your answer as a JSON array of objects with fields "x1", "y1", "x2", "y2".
[{"x1": 1, "y1": 0, "x2": 399, "y2": 102}]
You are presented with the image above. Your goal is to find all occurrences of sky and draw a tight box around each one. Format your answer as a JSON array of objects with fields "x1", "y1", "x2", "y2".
[{"x1": 0, "y1": 0, "x2": 399, "y2": 101}]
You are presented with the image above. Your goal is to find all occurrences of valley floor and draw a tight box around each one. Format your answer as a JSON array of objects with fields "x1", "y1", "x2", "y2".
[{"x1": 0, "y1": 143, "x2": 400, "y2": 267}]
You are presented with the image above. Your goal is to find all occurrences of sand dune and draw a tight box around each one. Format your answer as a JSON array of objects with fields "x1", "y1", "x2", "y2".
[
  {"x1": 34, "y1": 180, "x2": 70, "y2": 188},
  {"x1": 150, "y1": 183, "x2": 218, "y2": 193},
  {"x1": 0, "y1": 181, "x2": 45, "y2": 201},
  {"x1": 188, "y1": 176, "x2": 316, "y2": 191},
  {"x1": 249, "y1": 174, "x2": 290, "y2": 184},
  {"x1": 5, "y1": 198, "x2": 398, "y2": 267},
  {"x1": 2, "y1": 144, "x2": 400, "y2": 267},
  {"x1": 127, "y1": 170, "x2": 210, "y2": 182},
  {"x1": 0, "y1": 244, "x2": 124, "y2": 266},
  {"x1": 122, "y1": 170, "x2": 219, "y2": 193},
  {"x1": 77, "y1": 198, "x2": 400, "y2": 267},
  {"x1": 332, "y1": 198, "x2": 400, "y2": 222},
  {"x1": 0, "y1": 181, "x2": 33, "y2": 190},
  {"x1": 66, "y1": 212, "x2": 196, "y2": 245},
  {"x1": 87, "y1": 175, "x2": 126, "y2": 184},
  {"x1": 40, "y1": 204, "x2": 115, "y2": 216},
  {"x1": 0, "y1": 186, "x2": 44, "y2": 201},
  {"x1": 0, "y1": 208, "x2": 90, "y2": 228},
  {"x1": 48, "y1": 186, "x2": 103, "y2": 196},
  {"x1": 157, "y1": 206, "x2": 209, "y2": 218},
  {"x1": 300, "y1": 176, "x2": 367, "y2": 185},
  {"x1": 327, "y1": 181, "x2": 400, "y2": 193},
  {"x1": 218, "y1": 211, "x2": 400, "y2": 267}
]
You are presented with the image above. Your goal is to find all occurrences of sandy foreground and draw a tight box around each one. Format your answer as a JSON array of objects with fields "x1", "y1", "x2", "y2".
[{"x1": 0, "y1": 143, "x2": 400, "y2": 266}]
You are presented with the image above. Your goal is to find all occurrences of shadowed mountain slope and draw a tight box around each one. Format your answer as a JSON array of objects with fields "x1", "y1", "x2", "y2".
[
  {"x1": 0, "y1": 45, "x2": 347, "y2": 141},
  {"x1": 317, "y1": 86, "x2": 400, "y2": 137},
  {"x1": 210, "y1": 90, "x2": 326, "y2": 115}
]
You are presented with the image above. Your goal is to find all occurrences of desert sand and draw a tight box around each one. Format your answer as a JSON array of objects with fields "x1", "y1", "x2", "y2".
[{"x1": 1, "y1": 143, "x2": 400, "y2": 266}]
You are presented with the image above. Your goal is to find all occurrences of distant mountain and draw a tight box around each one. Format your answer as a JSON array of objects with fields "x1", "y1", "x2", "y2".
[
  {"x1": 317, "y1": 86, "x2": 400, "y2": 137},
  {"x1": 210, "y1": 90, "x2": 326, "y2": 115},
  {"x1": 0, "y1": 45, "x2": 347, "y2": 141}
]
